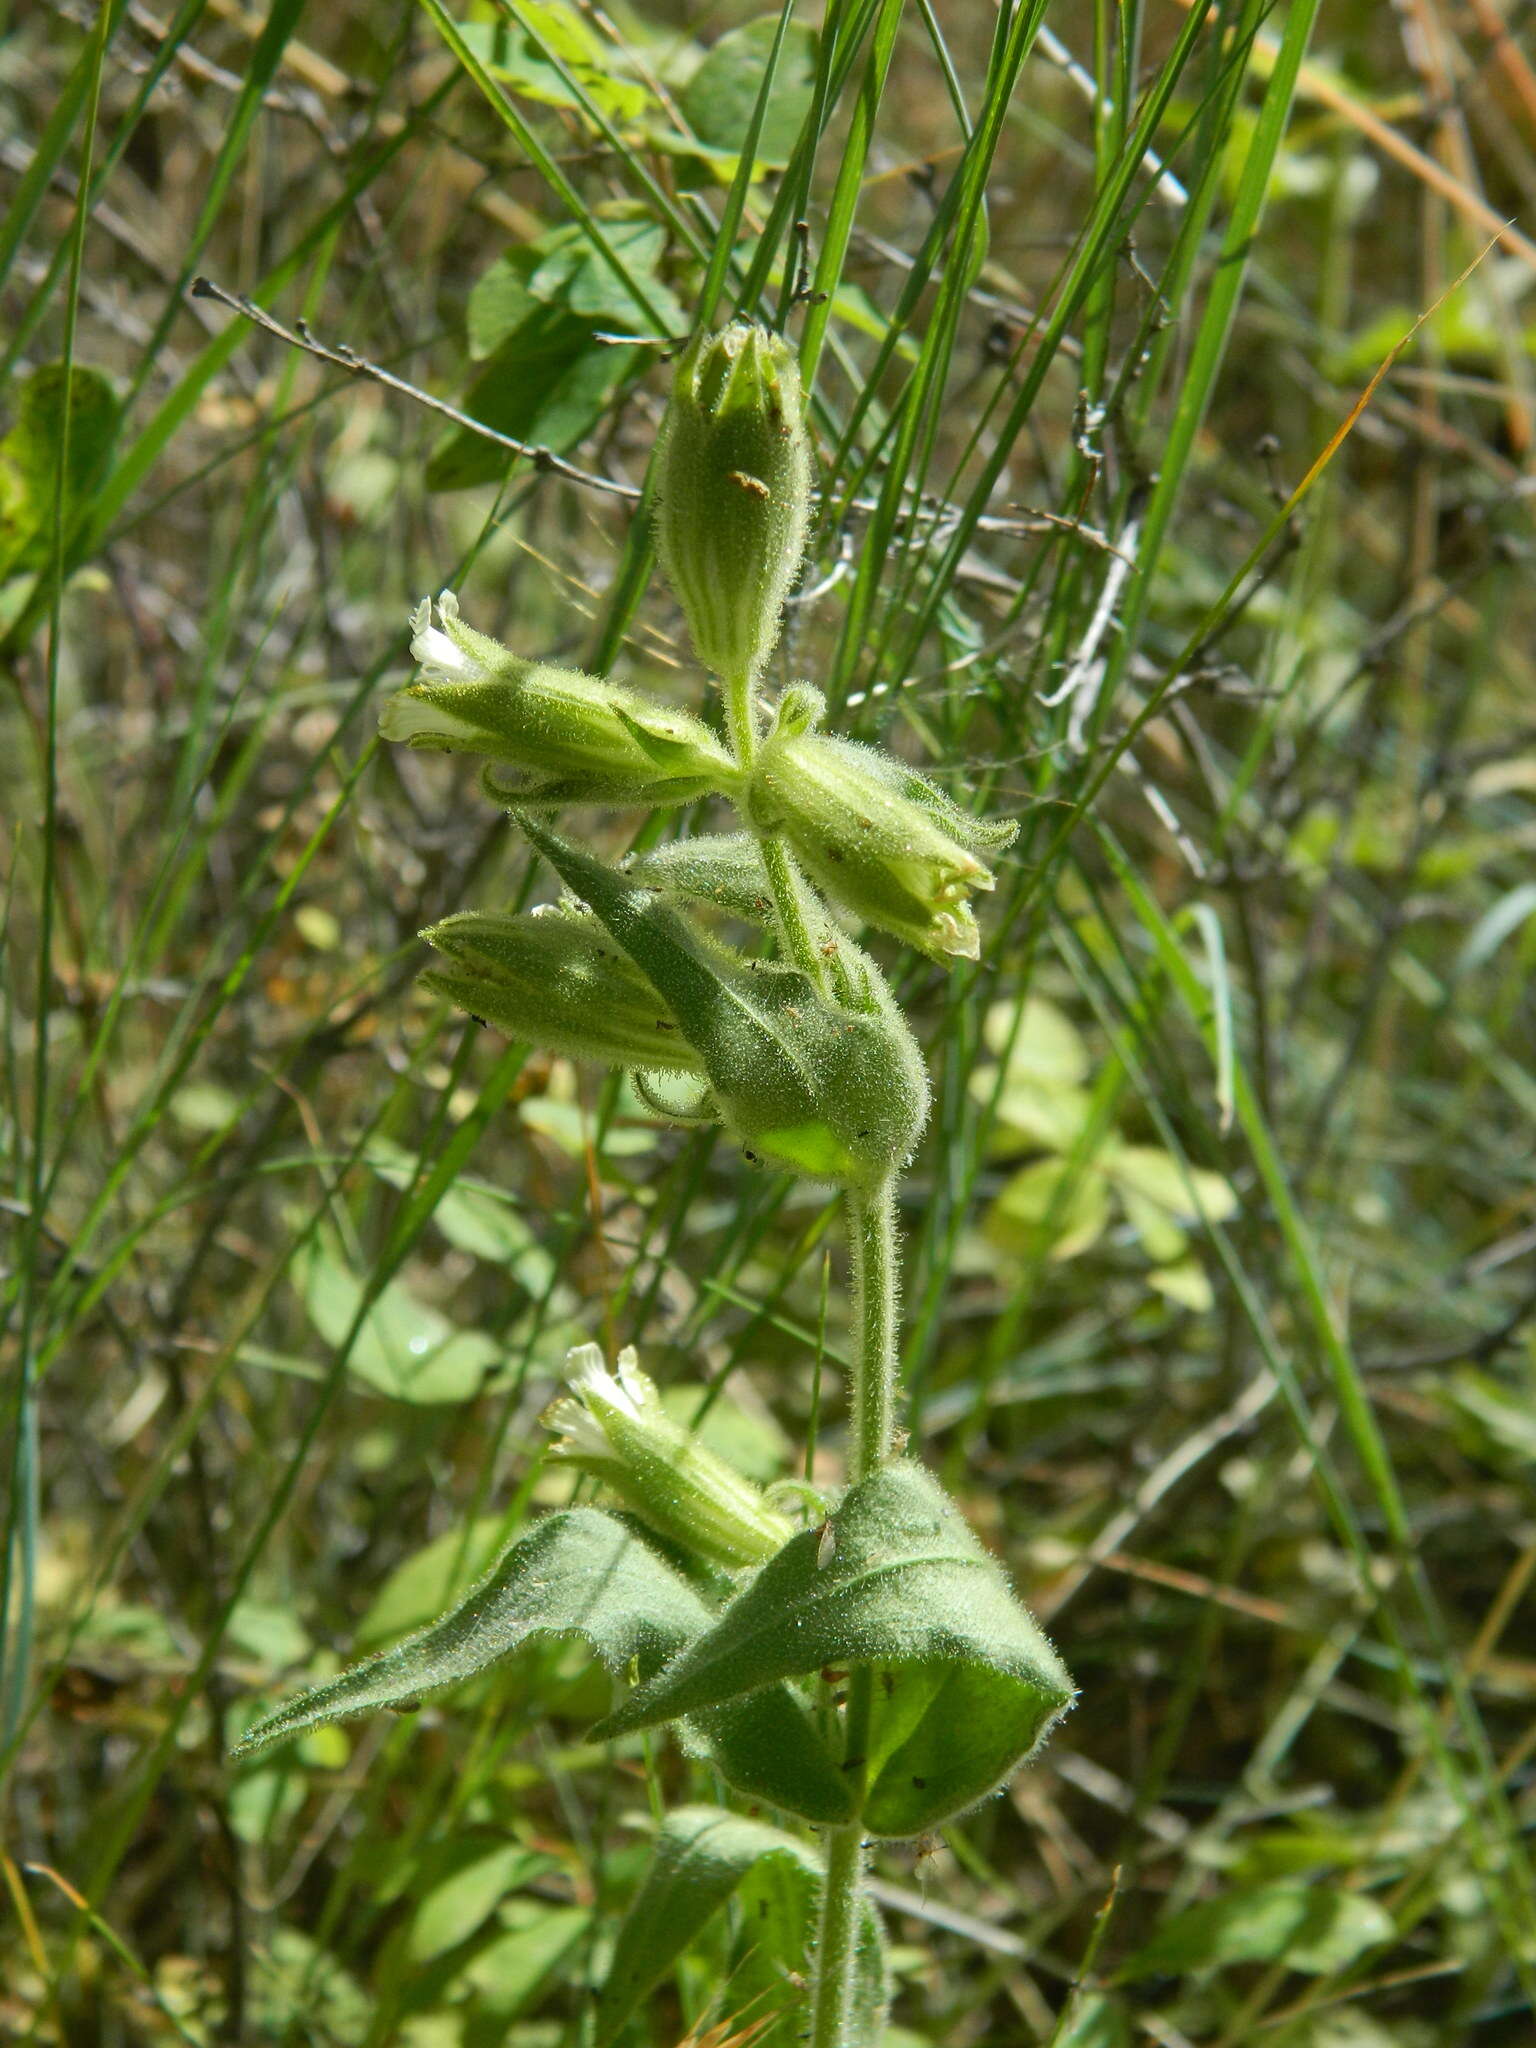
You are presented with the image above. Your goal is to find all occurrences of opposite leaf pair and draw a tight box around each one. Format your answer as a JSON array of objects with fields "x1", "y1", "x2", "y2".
[{"x1": 233, "y1": 1444, "x2": 1074, "y2": 1843}]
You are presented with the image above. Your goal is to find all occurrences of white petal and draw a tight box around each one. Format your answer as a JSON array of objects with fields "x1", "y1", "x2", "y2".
[
  {"x1": 411, "y1": 621, "x2": 482, "y2": 683},
  {"x1": 614, "y1": 1346, "x2": 652, "y2": 1407},
  {"x1": 933, "y1": 909, "x2": 980, "y2": 960},
  {"x1": 544, "y1": 1396, "x2": 615, "y2": 1463},
  {"x1": 564, "y1": 1341, "x2": 646, "y2": 1422},
  {"x1": 564, "y1": 1342, "x2": 610, "y2": 1393}
]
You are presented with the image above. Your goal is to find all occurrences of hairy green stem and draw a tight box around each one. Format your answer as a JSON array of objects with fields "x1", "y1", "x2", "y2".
[
  {"x1": 727, "y1": 652, "x2": 900, "y2": 2044},
  {"x1": 760, "y1": 832, "x2": 826, "y2": 982},
  {"x1": 725, "y1": 660, "x2": 830, "y2": 989},
  {"x1": 810, "y1": 1822, "x2": 867, "y2": 2048},
  {"x1": 722, "y1": 663, "x2": 759, "y2": 767},
  {"x1": 808, "y1": 1178, "x2": 901, "y2": 2046},
  {"x1": 846, "y1": 1177, "x2": 899, "y2": 1484}
]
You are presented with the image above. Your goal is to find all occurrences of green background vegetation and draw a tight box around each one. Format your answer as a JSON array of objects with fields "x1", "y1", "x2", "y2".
[{"x1": 3, "y1": 1, "x2": 1536, "y2": 2042}]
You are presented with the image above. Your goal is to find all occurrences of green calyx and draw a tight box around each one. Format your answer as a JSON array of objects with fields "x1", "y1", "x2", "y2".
[
  {"x1": 383, "y1": 592, "x2": 736, "y2": 807},
  {"x1": 516, "y1": 814, "x2": 929, "y2": 1189},
  {"x1": 745, "y1": 696, "x2": 1017, "y2": 963},
  {"x1": 421, "y1": 906, "x2": 704, "y2": 1073},
  {"x1": 655, "y1": 322, "x2": 813, "y2": 687},
  {"x1": 545, "y1": 1344, "x2": 795, "y2": 1570}
]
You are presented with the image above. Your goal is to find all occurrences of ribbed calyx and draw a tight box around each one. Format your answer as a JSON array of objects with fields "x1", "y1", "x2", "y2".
[
  {"x1": 383, "y1": 593, "x2": 736, "y2": 808},
  {"x1": 545, "y1": 1344, "x2": 794, "y2": 1570},
  {"x1": 744, "y1": 688, "x2": 1017, "y2": 962},
  {"x1": 655, "y1": 323, "x2": 813, "y2": 686},
  {"x1": 421, "y1": 907, "x2": 704, "y2": 1073}
]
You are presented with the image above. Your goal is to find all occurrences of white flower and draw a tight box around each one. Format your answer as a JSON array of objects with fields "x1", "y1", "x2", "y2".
[
  {"x1": 565, "y1": 1342, "x2": 649, "y2": 1420},
  {"x1": 540, "y1": 1341, "x2": 793, "y2": 1568},
  {"x1": 408, "y1": 591, "x2": 485, "y2": 684},
  {"x1": 544, "y1": 1344, "x2": 654, "y2": 1467}
]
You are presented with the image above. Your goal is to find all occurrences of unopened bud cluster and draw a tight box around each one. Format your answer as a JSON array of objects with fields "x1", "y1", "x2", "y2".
[
  {"x1": 245, "y1": 314, "x2": 1066, "y2": 2026},
  {"x1": 380, "y1": 320, "x2": 1016, "y2": 1191}
]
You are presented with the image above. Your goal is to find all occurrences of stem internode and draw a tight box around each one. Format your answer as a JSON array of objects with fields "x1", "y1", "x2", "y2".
[{"x1": 807, "y1": 1178, "x2": 901, "y2": 2045}]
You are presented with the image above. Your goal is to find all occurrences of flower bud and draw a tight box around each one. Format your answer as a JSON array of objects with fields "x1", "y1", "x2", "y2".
[
  {"x1": 746, "y1": 716, "x2": 1017, "y2": 963},
  {"x1": 383, "y1": 592, "x2": 736, "y2": 807},
  {"x1": 624, "y1": 832, "x2": 778, "y2": 925},
  {"x1": 545, "y1": 1345, "x2": 794, "y2": 1569},
  {"x1": 654, "y1": 323, "x2": 813, "y2": 685},
  {"x1": 421, "y1": 907, "x2": 704, "y2": 1073}
]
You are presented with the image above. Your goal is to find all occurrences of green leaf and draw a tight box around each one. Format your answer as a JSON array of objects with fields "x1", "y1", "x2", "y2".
[
  {"x1": 1104, "y1": 1145, "x2": 1237, "y2": 1227},
  {"x1": 986, "y1": 1157, "x2": 1112, "y2": 1264},
  {"x1": 982, "y1": 995, "x2": 1090, "y2": 1086},
  {"x1": 232, "y1": 1509, "x2": 853, "y2": 1820},
  {"x1": 228, "y1": 1758, "x2": 307, "y2": 1845},
  {"x1": 686, "y1": 1681, "x2": 854, "y2": 1824},
  {"x1": 468, "y1": 216, "x2": 682, "y2": 360},
  {"x1": 1115, "y1": 1180, "x2": 1189, "y2": 1265},
  {"x1": 516, "y1": 814, "x2": 928, "y2": 1189},
  {"x1": 291, "y1": 1233, "x2": 499, "y2": 1404},
  {"x1": 1121, "y1": 1883, "x2": 1394, "y2": 1980},
  {"x1": 250, "y1": 1927, "x2": 371, "y2": 2044},
  {"x1": 230, "y1": 1508, "x2": 708, "y2": 1758},
  {"x1": 594, "y1": 1464, "x2": 1075, "y2": 1836},
  {"x1": 679, "y1": 18, "x2": 818, "y2": 166},
  {"x1": 457, "y1": 8, "x2": 651, "y2": 122},
  {"x1": 425, "y1": 301, "x2": 640, "y2": 491},
  {"x1": 408, "y1": 1842, "x2": 554, "y2": 1963},
  {"x1": 518, "y1": 1093, "x2": 660, "y2": 1158},
  {"x1": 1147, "y1": 1259, "x2": 1215, "y2": 1313},
  {"x1": 226, "y1": 1598, "x2": 310, "y2": 1670},
  {"x1": 454, "y1": 1899, "x2": 591, "y2": 2018},
  {"x1": 984, "y1": 1079, "x2": 1094, "y2": 1155},
  {"x1": 361, "y1": 1142, "x2": 561, "y2": 1293},
  {"x1": 467, "y1": 245, "x2": 543, "y2": 362},
  {"x1": 0, "y1": 362, "x2": 120, "y2": 577},
  {"x1": 527, "y1": 215, "x2": 679, "y2": 330},
  {"x1": 596, "y1": 1807, "x2": 886, "y2": 2048}
]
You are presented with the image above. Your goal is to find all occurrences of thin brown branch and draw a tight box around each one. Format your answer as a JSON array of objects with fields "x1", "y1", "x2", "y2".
[{"x1": 188, "y1": 277, "x2": 644, "y2": 502}]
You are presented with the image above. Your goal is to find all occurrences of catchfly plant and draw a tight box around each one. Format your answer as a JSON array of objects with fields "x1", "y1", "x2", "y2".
[{"x1": 234, "y1": 321, "x2": 1075, "y2": 2048}]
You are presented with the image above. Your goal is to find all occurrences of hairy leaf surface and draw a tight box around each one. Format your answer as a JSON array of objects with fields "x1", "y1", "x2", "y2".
[
  {"x1": 517, "y1": 814, "x2": 927, "y2": 1186},
  {"x1": 231, "y1": 1510, "x2": 851, "y2": 1819},
  {"x1": 595, "y1": 1464, "x2": 1075, "y2": 1835}
]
